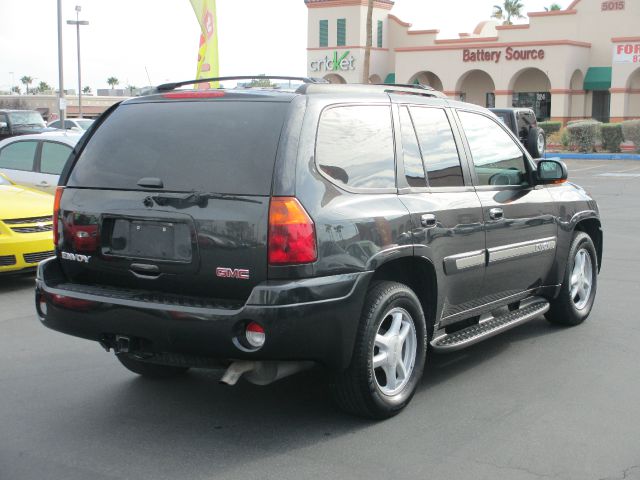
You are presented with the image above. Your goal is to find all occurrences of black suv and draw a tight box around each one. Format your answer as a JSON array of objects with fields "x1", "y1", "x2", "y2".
[
  {"x1": 36, "y1": 77, "x2": 602, "y2": 419},
  {"x1": 490, "y1": 107, "x2": 546, "y2": 158},
  {"x1": 0, "y1": 109, "x2": 53, "y2": 140}
]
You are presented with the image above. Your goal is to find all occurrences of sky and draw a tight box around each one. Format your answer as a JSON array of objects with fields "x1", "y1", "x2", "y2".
[{"x1": 0, "y1": 0, "x2": 568, "y2": 92}]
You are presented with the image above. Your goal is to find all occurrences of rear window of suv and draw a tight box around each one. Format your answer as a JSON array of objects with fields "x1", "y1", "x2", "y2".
[{"x1": 67, "y1": 101, "x2": 288, "y2": 195}]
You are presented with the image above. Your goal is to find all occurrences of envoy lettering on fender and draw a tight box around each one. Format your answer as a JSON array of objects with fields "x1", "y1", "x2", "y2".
[
  {"x1": 310, "y1": 50, "x2": 356, "y2": 72},
  {"x1": 216, "y1": 267, "x2": 250, "y2": 280},
  {"x1": 463, "y1": 47, "x2": 545, "y2": 63},
  {"x1": 61, "y1": 252, "x2": 92, "y2": 263}
]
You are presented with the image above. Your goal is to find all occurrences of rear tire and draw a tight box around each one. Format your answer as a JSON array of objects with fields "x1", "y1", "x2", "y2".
[
  {"x1": 546, "y1": 232, "x2": 598, "y2": 326},
  {"x1": 332, "y1": 281, "x2": 428, "y2": 419},
  {"x1": 527, "y1": 127, "x2": 546, "y2": 158},
  {"x1": 116, "y1": 353, "x2": 189, "y2": 379}
]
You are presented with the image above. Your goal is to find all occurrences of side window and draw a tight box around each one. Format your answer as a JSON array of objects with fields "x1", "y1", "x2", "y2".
[
  {"x1": 410, "y1": 107, "x2": 465, "y2": 188},
  {"x1": 0, "y1": 141, "x2": 37, "y2": 171},
  {"x1": 399, "y1": 106, "x2": 426, "y2": 188},
  {"x1": 0, "y1": 113, "x2": 9, "y2": 134},
  {"x1": 458, "y1": 111, "x2": 528, "y2": 187},
  {"x1": 40, "y1": 141, "x2": 72, "y2": 175},
  {"x1": 49, "y1": 120, "x2": 61, "y2": 129},
  {"x1": 316, "y1": 105, "x2": 396, "y2": 190},
  {"x1": 64, "y1": 121, "x2": 76, "y2": 129}
]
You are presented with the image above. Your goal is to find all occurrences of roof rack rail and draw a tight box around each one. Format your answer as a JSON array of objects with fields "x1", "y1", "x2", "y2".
[
  {"x1": 384, "y1": 83, "x2": 436, "y2": 91},
  {"x1": 156, "y1": 76, "x2": 328, "y2": 92}
]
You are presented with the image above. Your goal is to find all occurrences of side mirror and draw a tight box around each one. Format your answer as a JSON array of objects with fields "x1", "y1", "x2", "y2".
[{"x1": 536, "y1": 159, "x2": 568, "y2": 184}]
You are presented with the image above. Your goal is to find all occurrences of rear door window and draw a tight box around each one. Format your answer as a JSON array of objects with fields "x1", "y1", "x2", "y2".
[
  {"x1": 316, "y1": 105, "x2": 395, "y2": 190},
  {"x1": 40, "y1": 141, "x2": 72, "y2": 174},
  {"x1": 0, "y1": 141, "x2": 37, "y2": 171},
  {"x1": 67, "y1": 101, "x2": 289, "y2": 195},
  {"x1": 410, "y1": 107, "x2": 464, "y2": 188}
]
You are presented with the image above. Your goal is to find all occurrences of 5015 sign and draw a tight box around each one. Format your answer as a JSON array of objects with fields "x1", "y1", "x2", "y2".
[{"x1": 602, "y1": 1, "x2": 624, "y2": 11}]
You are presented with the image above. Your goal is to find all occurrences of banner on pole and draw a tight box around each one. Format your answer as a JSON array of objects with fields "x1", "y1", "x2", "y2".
[{"x1": 189, "y1": 0, "x2": 219, "y2": 88}]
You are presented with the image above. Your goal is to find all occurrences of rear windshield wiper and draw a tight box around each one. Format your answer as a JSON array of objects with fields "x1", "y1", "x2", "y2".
[{"x1": 148, "y1": 192, "x2": 262, "y2": 209}]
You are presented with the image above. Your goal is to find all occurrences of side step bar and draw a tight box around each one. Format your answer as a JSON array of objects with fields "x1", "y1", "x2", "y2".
[{"x1": 431, "y1": 297, "x2": 550, "y2": 352}]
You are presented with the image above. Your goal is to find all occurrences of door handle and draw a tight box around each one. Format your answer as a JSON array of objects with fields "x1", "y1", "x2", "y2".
[
  {"x1": 40, "y1": 181, "x2": 50, "y2": 186},
  {"x1": 421, "y1": 213, "x2": 437, "y2": 228},
  {"x1": 489, "y1": 208, "x2": 504, "y2": 221}
]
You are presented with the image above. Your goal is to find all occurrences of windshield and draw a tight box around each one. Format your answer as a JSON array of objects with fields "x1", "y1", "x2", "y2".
[
  {"x1": 75, "y1": 120, "x2": 94, "y2": 130},
  {"x1": 8, "y1": 111, "x2": 45, "y2": 127},
  {"x1": 68, "y1": 101, "x2": 288, "y2": 195}
]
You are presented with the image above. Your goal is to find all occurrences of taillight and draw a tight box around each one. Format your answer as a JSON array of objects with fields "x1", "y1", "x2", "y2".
[
  {"x1": 268, "y1": 197, "x2": 317, "y2": 265},
  {"x1": 53, "y1": 186, "x2": 64, "y2": 246},
  {"x1": 162, "y1": 90, "x2": 225, "y2": 99}
]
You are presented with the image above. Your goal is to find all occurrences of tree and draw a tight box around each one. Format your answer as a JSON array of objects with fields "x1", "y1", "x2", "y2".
[
  {"x1": 126, "y1": 85, "x2": 138, "y2": 96},
  {"x1": 107, "y1": 77, "x2": 119, "y2": 89},
  {"x1": 491, "y1": 0, "x2": 525, "y2": 25},
  {"x1": 82, "y1": 86, "x2": 92, "y2": 94},
  {"x1": 20, "y1": 76, "x2": 33, "y2": 94},
  {"x1": 11, "y1": 85, "x2": 20, "y2": 94},
  {"x1": 544, "y1": 3, "x2": 562, "y2": 11},
  {"x1": 247, "y1": 77, "x2": 274, "y2": 88},
  {"x1": 36, "y1": 81, "x2": 51, "y2": 94},
  {"x1": 362, "y1": 0, "x2": 374, "y2": 84}
]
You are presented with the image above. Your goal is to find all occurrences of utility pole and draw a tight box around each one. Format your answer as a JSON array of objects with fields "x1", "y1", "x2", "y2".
[
  {"x1": 67, "y1": 6, "x2": 89, "y2": 118},
  {"x1": 57, "y1": 0, "x2": 66, "y2": 124}
]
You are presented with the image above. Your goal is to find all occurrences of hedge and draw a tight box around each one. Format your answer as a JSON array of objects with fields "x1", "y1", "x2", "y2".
[
  {"x1": 600, "y1": 123, "x2": 624, "y2": 153},
  {"x1": 621, "y1": 120, "x2": 640, "y2": 153},
  {"x1": 566, "y1": 120, "x2": 601, "y2": 152},
  {"x1": 538, "y1": 121, "x2": 562, "y2": 136}
]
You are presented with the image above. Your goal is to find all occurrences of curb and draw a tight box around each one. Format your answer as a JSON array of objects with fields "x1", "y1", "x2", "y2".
[{"x1": 544, "y1": 153, "x2": 640, "y2": 161}]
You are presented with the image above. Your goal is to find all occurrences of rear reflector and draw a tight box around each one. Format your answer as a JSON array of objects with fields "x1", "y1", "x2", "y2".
[
  {"x1": 245, "y1": 322, "x2": 266, "y2": 348},
  {"x1": 162, "y1": 90, "x2": 225, "y2": 99},
  {"x1": 53, "y1": 186, "x2": 64, "y2": 246},
  {"x1": 268, "y1": 197, "x2": 317, "y2": 265}
]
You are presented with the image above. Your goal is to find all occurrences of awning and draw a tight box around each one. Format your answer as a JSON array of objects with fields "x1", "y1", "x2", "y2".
[
  {"x1": 384, "y1": 73, "x2": 396, "y2": 84},
  {"x1": 584, "y1": 67, "x2": 612, "y2": 91}
]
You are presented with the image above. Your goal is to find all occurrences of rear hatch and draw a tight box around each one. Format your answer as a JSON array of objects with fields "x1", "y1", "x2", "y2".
[{"x1": 57, "y1": 95, "x2": 291, "y2": 302}]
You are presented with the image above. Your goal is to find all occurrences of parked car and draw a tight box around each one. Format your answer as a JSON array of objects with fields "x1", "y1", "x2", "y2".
[
  {"x1": 0, "y1": 172, "x2": 54, "y2": 274},
  {"x1": 0, "y1": 109, "x2": 57, "y2": 141},
  {"x1": 0, "y1": 132, "x2": 81, "y2": 194},
  {"x1": 489, "y1": 107, "x2": 546, "y2": 158},
  {"x1": 48, "y1": 118, "x2": 95, "y2": 131},
  {"x1": 35, "y1": 77, "x2": 602, "y2": 419}
]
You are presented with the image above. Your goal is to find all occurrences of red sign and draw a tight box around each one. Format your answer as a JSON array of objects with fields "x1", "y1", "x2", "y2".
[
  {"x1": 602, "y1": 1, "x2": 624, "y2": 10},
  {"x1": 463, "y1": 47, "x2": 545, "y2": 63}
]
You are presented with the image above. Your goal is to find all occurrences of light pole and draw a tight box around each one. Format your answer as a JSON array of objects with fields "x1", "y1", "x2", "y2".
[
  {"x1": 67, "y1": 6, "x2": 89, "y2": 118},
  {"x1": 8, "y1": 72, "x2": 14, "y2": 94},
  {"x1": 57, "y1": 0, "x2": 65, "y2": 124}
]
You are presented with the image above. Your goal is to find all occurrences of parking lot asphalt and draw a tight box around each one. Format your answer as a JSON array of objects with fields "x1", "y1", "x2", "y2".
[{"x1": 1, "y1": 160, "x2": 639, "y2": 480}]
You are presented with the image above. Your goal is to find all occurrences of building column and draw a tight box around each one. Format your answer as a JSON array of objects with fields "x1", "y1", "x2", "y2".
[
  {"x1": 609, "y1": 88, "x2": 628, "y2": 123},
  {"x1": 550, "y1": 89, "x2": 571, "y2": 125},
  {"x1": 494, "y1": 90, "x2": 513, "y2": 108}
]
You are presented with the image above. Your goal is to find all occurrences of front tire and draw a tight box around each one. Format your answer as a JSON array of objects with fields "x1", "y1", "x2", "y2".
[
  {"x1": 546, "y1": 231, "x2": 598, "y2": 326},
  {"x1": 332, "y1": 281, "x2": 428, "y2": 419},
  {"x1": 116, "y1": 353, "x2": 189, "y2": 379}
]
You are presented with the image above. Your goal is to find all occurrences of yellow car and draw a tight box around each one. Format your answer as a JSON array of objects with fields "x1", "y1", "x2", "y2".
[{"x1": 0, "y1": 172, "x2": 55, "y2": 274}]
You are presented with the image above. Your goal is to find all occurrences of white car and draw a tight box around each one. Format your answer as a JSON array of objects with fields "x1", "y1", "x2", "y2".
[
  {"x1": 48, "y1": 118, "x2": 94, "y2": 131},
  {"x1": 0, "y1": 132, "x2": 82, "y2": 194}
]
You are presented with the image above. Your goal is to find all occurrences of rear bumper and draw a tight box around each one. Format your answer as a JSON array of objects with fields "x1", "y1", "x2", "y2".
[{"x1": 35, "y1": 257, "x2": 372, "y2": 369}]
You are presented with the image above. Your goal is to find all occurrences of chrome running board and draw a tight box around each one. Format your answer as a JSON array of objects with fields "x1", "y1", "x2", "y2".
[{"x1": 431, "y1": 297, "x2": 550, "y2": 352}]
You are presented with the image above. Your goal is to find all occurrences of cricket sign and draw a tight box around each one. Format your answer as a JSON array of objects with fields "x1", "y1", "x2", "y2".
[{"x1": 310, "y1": 51, "x2": 356, "y2": 72}]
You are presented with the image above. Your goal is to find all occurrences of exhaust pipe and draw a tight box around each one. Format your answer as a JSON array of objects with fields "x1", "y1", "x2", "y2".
[{"x1": 219, "y1": 360, "x2": 315, "y2": 386}]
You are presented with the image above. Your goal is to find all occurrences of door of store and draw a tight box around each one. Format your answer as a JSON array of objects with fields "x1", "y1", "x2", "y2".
[{"x1": 592, "y1": 91, "x2": 611, "y2": 123}]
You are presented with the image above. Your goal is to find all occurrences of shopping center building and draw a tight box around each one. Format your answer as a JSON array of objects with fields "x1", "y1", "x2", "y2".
[{"x1": 305, "y1": 0, "x2": 639, "y2": 123}]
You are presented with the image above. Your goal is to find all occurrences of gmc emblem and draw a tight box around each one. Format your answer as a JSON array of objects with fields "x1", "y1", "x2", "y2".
[{"x1": 216, "y1": 267, "x2": 250, "y2": 280}]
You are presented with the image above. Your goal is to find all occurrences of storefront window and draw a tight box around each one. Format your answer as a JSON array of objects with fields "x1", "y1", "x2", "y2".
[{"x1": 512, "y1": 92, "x2": 551, "y2": 121}]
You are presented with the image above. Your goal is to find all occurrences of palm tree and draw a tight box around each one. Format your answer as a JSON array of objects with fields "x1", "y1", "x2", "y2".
[
  {"x1": 362, "y1": 0, "x2": 374, "y2": 84},
  {"x1": 20, "y1": 76, "x2": 33, "y2": 94},
  {"x1": 491, "y1": 0, "x2": 525, "y2": 25},
  {"x1": 107, "y1": 77, "x2": 119, "y2": 89},
  {"x1": 544, "y1": 3, "x2": 562, "y2": 11},
  {"x1": 82, "y1": 86, "x2": 92, "y2": 94}
]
